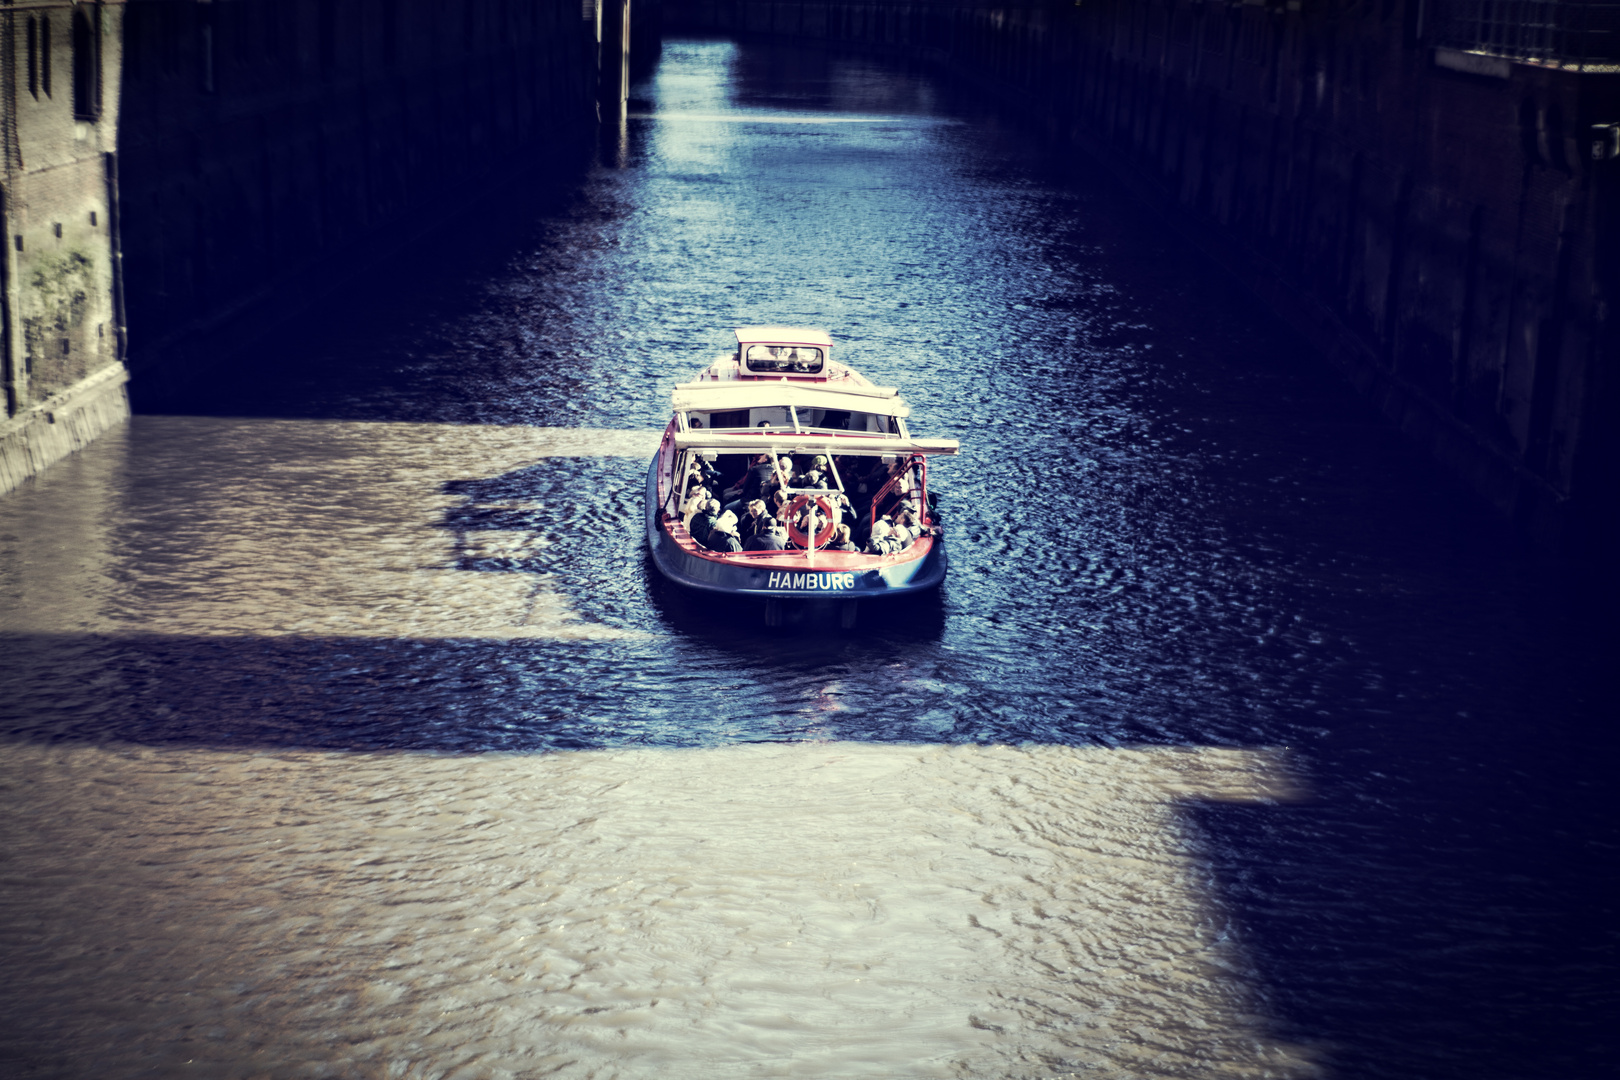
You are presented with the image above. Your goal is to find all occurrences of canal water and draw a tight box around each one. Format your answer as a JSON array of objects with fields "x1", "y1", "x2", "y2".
[{"x1": 2, "y1": 38, "x2": 1614, "y2": 1080}]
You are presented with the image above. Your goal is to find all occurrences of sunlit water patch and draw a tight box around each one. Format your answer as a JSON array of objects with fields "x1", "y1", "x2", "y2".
[
  {"x1": 0, "y1": 417, "x2": 659, "y2": 643},
  {"x1": 0, "y1": 740, "x2": 1313, "y2": 1080}
]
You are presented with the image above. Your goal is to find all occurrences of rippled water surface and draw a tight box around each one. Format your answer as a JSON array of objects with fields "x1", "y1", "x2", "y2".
[{"x1": 2, "y1": 39, "x2": 1614, "y2": 1080}]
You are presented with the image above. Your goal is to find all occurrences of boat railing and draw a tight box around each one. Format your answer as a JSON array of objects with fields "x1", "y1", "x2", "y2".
[{"x1": 866, "y1": 454, "x2": 927, "y2": 531}]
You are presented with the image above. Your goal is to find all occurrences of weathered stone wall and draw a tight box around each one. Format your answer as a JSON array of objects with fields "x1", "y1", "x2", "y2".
[
  {"x1": 115, "y1": 0, "x2": 601, "y2": 392},
  {"x1": 668, "y1": 0, "x2": 1620, "y2": 544},
  {"x1": 0, "y1": 0, "x2": 129, "y2": 496}
]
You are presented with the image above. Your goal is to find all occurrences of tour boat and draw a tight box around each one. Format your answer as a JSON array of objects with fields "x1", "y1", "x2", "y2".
[{"x1": 645, "y1": 327, "x2": 959, "y2": 624}]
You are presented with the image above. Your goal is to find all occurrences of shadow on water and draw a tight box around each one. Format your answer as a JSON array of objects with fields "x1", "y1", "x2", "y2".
[{"x1": 1178, "y1": 666, "x2": 1619, "y2": 1079}]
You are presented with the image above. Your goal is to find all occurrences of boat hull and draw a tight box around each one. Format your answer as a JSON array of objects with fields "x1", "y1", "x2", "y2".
[{"x1": 644, "y1": 457, "x2": 947, "y2": 600}]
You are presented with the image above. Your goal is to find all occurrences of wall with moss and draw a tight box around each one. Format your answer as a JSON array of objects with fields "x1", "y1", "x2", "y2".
[{"x1": 2, "y1": 0, "x2": 124, "y2": 415}]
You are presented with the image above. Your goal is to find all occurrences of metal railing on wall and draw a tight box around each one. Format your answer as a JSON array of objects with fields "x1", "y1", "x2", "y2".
[{"x1": 1433, "y1": 0, "x2": 1620, "y2": 69}]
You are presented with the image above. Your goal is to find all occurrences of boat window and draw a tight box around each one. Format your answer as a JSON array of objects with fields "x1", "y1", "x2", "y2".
[
  {"x1": 743, "y1": 344, "x2": 824, "y2": 375},
  {"x1": 687, "y1": 409, "x2": 897, "y2": 433},
  {"x1": 688, "y1": 407, "x2": 793, "y2": 430},
  {"x1": 793, "y1": 408, "x2": 894, "y2": 435}
]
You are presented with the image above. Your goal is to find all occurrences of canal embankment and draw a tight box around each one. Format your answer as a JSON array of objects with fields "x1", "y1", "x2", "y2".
[{"x1": 666, "y1": 0, "x2": 1620, "y2": 554}]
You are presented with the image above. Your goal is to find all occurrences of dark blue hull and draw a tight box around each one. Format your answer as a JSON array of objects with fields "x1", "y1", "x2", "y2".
[{"x1": 644, "y1": 457, "x2": 947, "y2": 601}]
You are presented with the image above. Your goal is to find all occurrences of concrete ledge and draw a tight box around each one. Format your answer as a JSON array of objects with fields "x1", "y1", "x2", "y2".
[
  {"x1": 0, "y1": 364, "x2": 132, "y2": 497},
  {"x1": 1433, "y1": 47, "x2": 1512, "y2": 79}
]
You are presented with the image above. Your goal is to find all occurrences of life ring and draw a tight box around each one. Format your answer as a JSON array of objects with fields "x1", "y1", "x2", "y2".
[{"x1": 786, "y1": 494, "x2": 838, "y2": 548}]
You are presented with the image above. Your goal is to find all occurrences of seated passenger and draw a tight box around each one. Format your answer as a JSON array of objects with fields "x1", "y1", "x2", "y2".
[
  {"x1": 825, "y1": 523, "x2": 858, "y2": 552},
  {"x1": 766, "y1": 488, "x2": 789, "y2": 522},
  {"x1": 850, "y1": 457, "x2": 888, "y2": 509},
  {"x1": 723, "y1": 454, "x2": 775, "y2": 506},
  {"x1": 694, "y1": 457, "x2": 722, "y2": 489},
  {"x1": 743, "y1": 517, "x2": 786, "y2": 551},
  {"x1": 890, "y1": 508, "x2": 922, "y2": 549},
  {"x1": 793, "y1": 455, "x2": 830, "y2": 486},
  {"x1": 707, "y1": 511, "x2": 743, "y2": 553},
  {"x1": 738, "y1": 499, "x2": 769, "y2": 543},
  {"x1": 865, "y1": 519, "x2": 902, "y2": 556},
  {"x1": 689, "y1": 499, "x2": 722, "y2": 548},
  {"x1": 681, "y1": 484, "x2": 710, "y2": 530}
]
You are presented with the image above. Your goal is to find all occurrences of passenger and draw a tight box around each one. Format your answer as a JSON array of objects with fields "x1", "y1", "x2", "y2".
[
  {"x1": 760, "y1": 473, "x2": 783, "y2": 504},
  {"x1": 766, "y1": 488, "x2": 790, "y2": 522},
  {"x1": 694, "y1": 457, "x2": 723, "y2": 489},
  {"x1": 689, "y1": 498, "x2": 722, "y2": 548},
  {"x1": 864, "y1": 519, "x2": 901, "y2": 556},
  {"x1": 850, "y1": 457, "x2": 887, "y2": 510},
  {"x1": 793, "y1": 455, "x2": 830, "y2": 486},
  {"x1": 738, "y1": 499, "x2": 769, "y2": 543},
  {"x1": 684, "y1": 465, "x2": 714, "y2": 502},
  {"x1": 743, "y1": 517, "x2": 786, "y2": 551},
  {"x1": 825, "y1": 523, "x2": 859, "y2": 552},
  {"x1": 707, "y1": 511, "x2": 743, "y2": 553},
  {"x1": 896, "y1": 467, "x2": 920, "y2": 503},
  {"x1": 723, "y1": 453, "x2": 775, "y2": 507},
  {"x1": 891, "y1": 508, "x2": 922, "y2": 548},
  {"x1": 680, "y1": 482, "x2": 710, "y2": 530}
]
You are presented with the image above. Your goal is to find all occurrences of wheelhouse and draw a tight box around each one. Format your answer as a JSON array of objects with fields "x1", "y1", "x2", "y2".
[{"x1": 733, "y1": 326, "x2": 834, "y2": 377}]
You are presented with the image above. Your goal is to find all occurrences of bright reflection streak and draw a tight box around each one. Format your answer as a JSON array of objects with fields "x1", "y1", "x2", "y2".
[
  {"x1": 0, "y1": 416, "x2": 660, "y2": 641},
  {"x1": 0, "y1": 739, "x2": 1319, "y2": 1079}
]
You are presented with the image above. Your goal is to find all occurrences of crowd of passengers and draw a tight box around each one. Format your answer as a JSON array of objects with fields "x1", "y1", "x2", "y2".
[{"x1": 677, "y1": 452, "x2": 933, "y2": 556}]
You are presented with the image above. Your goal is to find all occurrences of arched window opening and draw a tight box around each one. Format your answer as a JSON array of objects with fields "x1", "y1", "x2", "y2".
[{"x1": 72, "y1": 8, "x2": 100, "y2": 120}]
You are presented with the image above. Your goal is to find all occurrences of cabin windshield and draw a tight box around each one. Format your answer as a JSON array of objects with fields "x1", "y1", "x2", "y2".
[{"x1": 743, "y1": 344, "x2": 824, "y2": 374}]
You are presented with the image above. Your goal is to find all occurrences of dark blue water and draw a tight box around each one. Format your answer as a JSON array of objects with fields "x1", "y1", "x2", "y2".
[{"x1": 4, "y1": 37, "x2": 1615, "y2": 1080}]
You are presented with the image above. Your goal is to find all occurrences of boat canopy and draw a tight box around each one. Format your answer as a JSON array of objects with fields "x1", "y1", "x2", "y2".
[
  {"x1": 672, "y1": 382, "x2": 909, "y2": 417},
  {"x1": 734, "y1": 326, "x2": 833, "y2": 347},
  {"x1": 672, "y1": 431, "x2": 958, "y2": 456}
]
